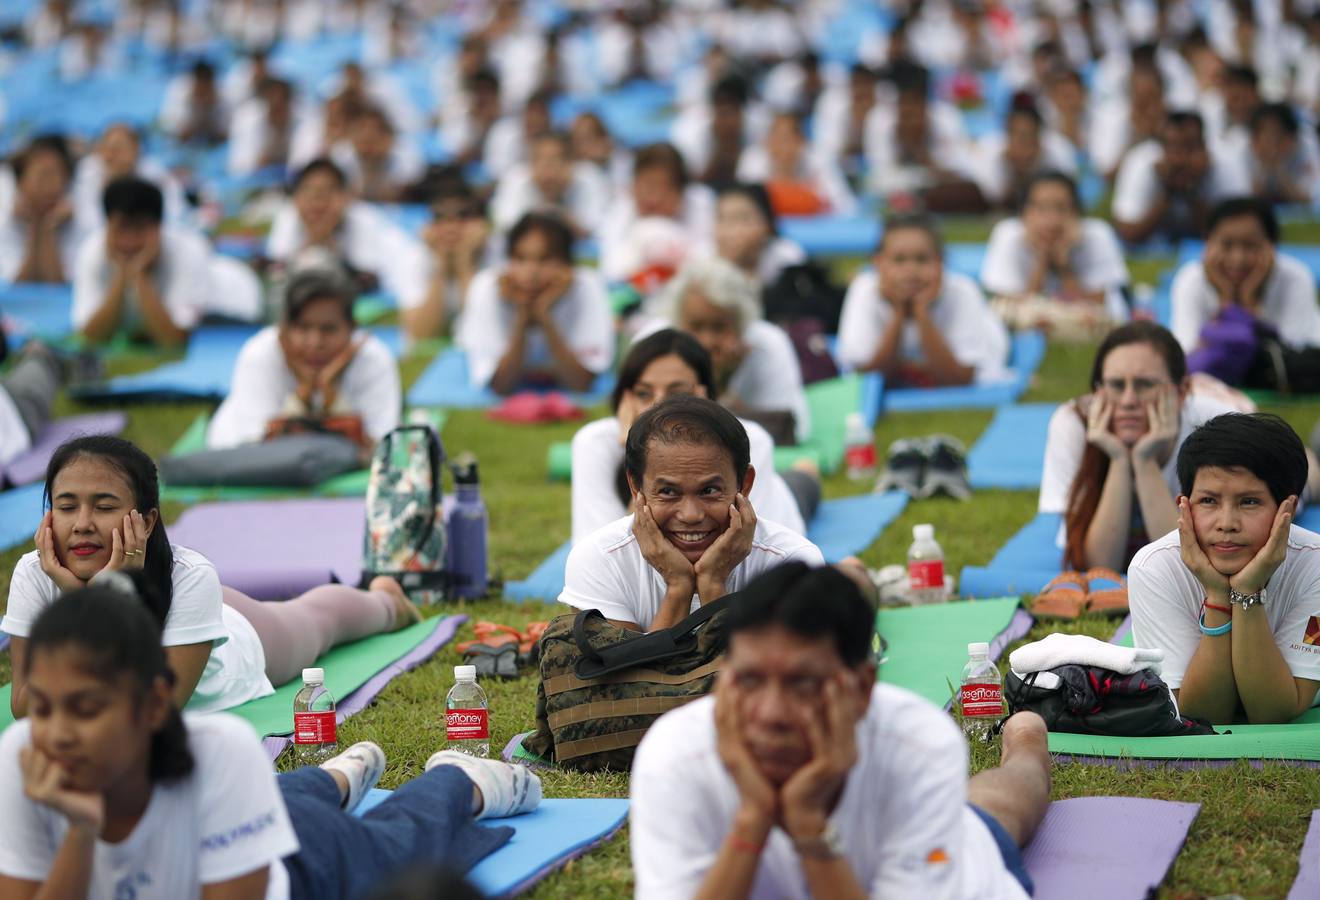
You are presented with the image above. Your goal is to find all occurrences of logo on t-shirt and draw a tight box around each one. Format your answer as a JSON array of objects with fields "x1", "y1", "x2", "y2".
[{"x1": 1304, "y1": 615, "x2": 1320, "y2": 646}]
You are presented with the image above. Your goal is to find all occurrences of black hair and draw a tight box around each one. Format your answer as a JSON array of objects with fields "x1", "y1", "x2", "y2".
[
  {"x1": 284, "y1": 269, "x2": 357, "y2": 325},
  {"x1": 633, "y1": 142, "x2": 688, "y2": 188},
  {"x1": 1006, "y1": 94, "x2": 1044, "y2": 128},
  {"x1": 102, "y1": 176, "x2": 163, "y2": 224},
  {"x1": 716, "y1": 182, "x2": 778, "y2": 235},
  {"x1": 1020, "y1": 169, "x2": 1081, "y2": 214},
  {"x1": 624, "y1": 395, "x2": 750, "y2": 491},
  {"x1": 291, "y1": 156, "x2": 348, "y2": 192},
  {"x1": 877, "y1": 212, "x2": 944, "y2": 257},
  {"x1": 25, "y1": 578, "x2": 194, "y2": 782},
  {"x1": 1164, "y1": 110, "x2": 1205, "y2": 137},
  {"x1": 44, "y1": 436, "x2": 175, "y2": 613},
  {"x1": 1177, "y1": 413, "x2": 1307, "y2": 503},
  {"x1": 1131, "y1": 42, "x2": 1158, "y2": 67},
  {"x1": 889, "y1": 60, "x2": 930, "y2": 97},
  {"x1": 727, "y1": 563, "x2": 874, "y2": 667},
  {"x1": 429, "y1": 169, "x2": 482, "y2": 214},
  {"x1": 1224, "y1": 64, "x2": 1259, "y2": 88},
  {"x1": 711, "y1": 74, "x2": 749, "y2": 107},
  {"x1": 190, "y1": 59, "x2": 216, "y2": 80},
  {"x1": 506, "y1": 211, "x2": 574, "y2": 264},
  {"x1": 353, "y1": 104, "x2": 395, "y2": 133},
  {"x1": 12, "y1": 134, "x2": 74, "y2": 181},
  {"x1": 1089, "y1": 320, "x2": 1187, "y2": 387},
  {"x1": 1251, "y1": 101, "x2": 1299, "y2": 138},
  {"x1": 612, "y1": 328, "x2": 718, "y2": 411},
  {"x1": 469, "y1": 68, "x2": 501, "y2": 92},
  {"x1": 1206, "y1": 196, "x2": 1279, "y2": 244}
]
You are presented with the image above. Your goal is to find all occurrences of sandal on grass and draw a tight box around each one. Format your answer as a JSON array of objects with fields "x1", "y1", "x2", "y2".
[
  {"x1": 1084, "y1": 567, "x2": 1129, "y2": 616},
  {"x1": 1030, "y1": 571, "x2": 1088, "y2": 620}
]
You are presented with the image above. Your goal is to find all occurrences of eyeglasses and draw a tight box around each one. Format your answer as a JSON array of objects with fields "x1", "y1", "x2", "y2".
[{"x1": 1096, "y1": 377, "x2": 1168, "y2": 398}]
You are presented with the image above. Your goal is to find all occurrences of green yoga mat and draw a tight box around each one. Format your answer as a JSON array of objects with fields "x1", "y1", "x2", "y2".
[
  {"x1": 160, "y1": 410, "x2": 446, "y2": 502},
  {"x1": 875, "y1": 597, "x2": 1027, "y2": 708}
]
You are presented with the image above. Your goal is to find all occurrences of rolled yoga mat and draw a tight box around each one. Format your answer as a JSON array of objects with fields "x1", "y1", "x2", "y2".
[
  {"x1": 876, "y1": 330, "x2": 1047, "y2": 414},
  {"x1": 2, "y1": 411, "x2": 128, "y2": 488},
  {"x1": 966, "y1": 403, "x2": 1056, "y2": 490},
  {"x1": 406, "y1": 348, "x2": 615, "y2": 409},
  {"x1": 352, "y1": 794, "x2": 629, "y2": 899}
]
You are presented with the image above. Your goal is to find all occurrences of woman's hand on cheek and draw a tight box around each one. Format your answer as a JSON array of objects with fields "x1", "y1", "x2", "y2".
[
  {"x1": 33, "y1": 511, "x2": 85, "y2": 592},
  {"x1": 1084, "y1": 394, "x2": 1129, "y2": 461},
  {"x1": 1231, "y1": 495, "x2": 1295, "y2": 596},
  {"x1": 1133, "y1": 385, "x2": 1179, "y2": 464},
  {"x1": 20, "y1": 746, "x2": 104, "y2": 835},
  {"x1": 104, "y1": 511, "x2": 147, "y2": 573},
  {"x1": 1177, "y1": 496, "x2": 1229, "y2": 597}
]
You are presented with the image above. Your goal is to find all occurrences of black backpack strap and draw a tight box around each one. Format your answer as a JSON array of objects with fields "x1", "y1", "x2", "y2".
[{"x1": 572, "y1": 591, "x2": 739, "y2": 680}]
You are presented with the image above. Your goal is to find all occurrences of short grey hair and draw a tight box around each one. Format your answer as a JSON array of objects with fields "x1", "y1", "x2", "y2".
[{"x1": 661, "y1": 255, "x2": 763, "y2": 334}]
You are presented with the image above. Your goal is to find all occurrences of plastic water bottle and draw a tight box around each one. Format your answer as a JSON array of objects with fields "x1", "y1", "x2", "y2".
[
  {"x1": 960, "y1": 642, "x2": 1004, "y2": 742},
  {"x1": 445, "y1": 665, "x2": 490, "y2": 757},
  {"x1": 907, "y1": 524, "x2": 948, "y2": 604},
  {"x1": 292, "y1": 668, "x2": 337, "y2": 763},
  {"x1": 843, "y1": 412, "x2": 877, "y2": 481},
  {"x1": 447, "y1": 455, "x2": 488, "y2": 599}
]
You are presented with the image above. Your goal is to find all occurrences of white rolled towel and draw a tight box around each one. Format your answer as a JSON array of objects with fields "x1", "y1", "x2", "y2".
[{"x1": 1008, "y1": 632, "x2": 1164, "y2": 676}]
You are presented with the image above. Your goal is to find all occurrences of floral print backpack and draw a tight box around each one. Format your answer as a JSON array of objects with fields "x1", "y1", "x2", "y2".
[{"x1": 363, "y1": 423, "x2": 450, "y2": 603}]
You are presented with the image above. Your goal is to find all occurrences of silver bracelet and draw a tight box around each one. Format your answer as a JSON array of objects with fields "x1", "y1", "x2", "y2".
[{"x1": 1228, "y1": 587, "x2": 1267, "y2": 610}]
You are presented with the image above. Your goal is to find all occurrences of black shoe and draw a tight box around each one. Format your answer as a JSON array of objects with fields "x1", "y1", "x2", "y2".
[
  {"x1": 920, "y1": 434, "x2": 972, "y2": 501},
  {"x1": 875, "y1": 438, "x2": 926, "y2": 497}
]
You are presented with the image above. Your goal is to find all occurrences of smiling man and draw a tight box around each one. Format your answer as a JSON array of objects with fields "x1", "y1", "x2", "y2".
[
  {"x1": 558, "y1": 395, "x2": 823, "y2": 633},
  {"x1": 1130, "y1": 413, "x2": 1320, "y2": 724}
]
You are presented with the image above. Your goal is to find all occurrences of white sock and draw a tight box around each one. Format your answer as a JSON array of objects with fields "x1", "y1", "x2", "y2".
[
  {"x1": 425, "y1": 751, "x2": 542, "y2": 819},
  {"x1": 1008, "y1": 632, "x2": 1164, "y2": 676}
]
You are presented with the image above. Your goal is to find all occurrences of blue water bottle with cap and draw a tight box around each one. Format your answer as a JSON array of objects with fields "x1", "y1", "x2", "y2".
[{"x1": 447, "y1": 454, "x2": 488, "y2": 598}]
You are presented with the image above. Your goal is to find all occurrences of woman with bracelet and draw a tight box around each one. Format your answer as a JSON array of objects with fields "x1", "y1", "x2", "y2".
[{"x1": 1129, "y1": 413, "x2": 1320, "y2": 724}]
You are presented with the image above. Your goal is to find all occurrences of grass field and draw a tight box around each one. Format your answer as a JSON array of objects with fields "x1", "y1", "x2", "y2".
[{"x1": 4, "y1": 256, "x2": 1320, "y2": 898}]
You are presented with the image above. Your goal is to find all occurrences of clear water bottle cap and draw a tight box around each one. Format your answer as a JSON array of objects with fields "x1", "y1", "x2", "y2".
[
  {"x1": 302, "y1": 667, "x2": 324, "y2": 684},
  {"x1": 913, "y1": 523, "x2": 935, "y2": 541},
  {"x1": 967, "y1": 642, "x2": 989, "y2": 657},
  {"x1": 455, "y1": 664, "x2": 477, "y2": 681},
  {"x1": 845, "y1": 411, "x2": 865, "y2": 428}
]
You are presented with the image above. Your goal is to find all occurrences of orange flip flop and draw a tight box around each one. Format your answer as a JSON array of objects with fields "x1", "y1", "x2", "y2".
[
  {"x1": 1030, "y1": 571, "x2": 1088, "y2": 620},
  {"x1": 1084, "y1": 568, "x2": 1129, "y2": 616}
]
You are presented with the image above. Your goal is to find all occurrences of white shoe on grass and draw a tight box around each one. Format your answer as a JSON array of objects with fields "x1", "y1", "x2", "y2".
[
  {"x1": 321, "y1": 741, "x2": 387, "y2": 813},
  {"x1": 425, "y1": 750, "x2": 542, "y2": 819}
]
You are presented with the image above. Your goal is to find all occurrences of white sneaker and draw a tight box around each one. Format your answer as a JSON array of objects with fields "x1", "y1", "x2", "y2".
[
  {"x1": 320, "y1": 741, "x2": 387, "y2": 813},
  {"x1": 425, "y1": 750, "x2": 542, "y2": 819}
]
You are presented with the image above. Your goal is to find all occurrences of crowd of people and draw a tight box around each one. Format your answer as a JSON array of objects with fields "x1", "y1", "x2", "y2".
[{"x1": 2, "y1": 0, "x2": 1320, "y2": 896}]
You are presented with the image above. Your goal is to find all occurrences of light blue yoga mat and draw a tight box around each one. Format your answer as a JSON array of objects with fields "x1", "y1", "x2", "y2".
[
  {"x1": 779, "y1": 215, "x2": 879, "y2": 257},
  {"x1": 958, "y1": 512, "x2": 1064, "y2": 598},
  {"x1": 943, "y1": 243, "x2": 988, "y2": 280},
  {"x1": 504, "y1": 491, "x2": 910, "y2": 601},
  {"x1": 1295, "y1": 505, "x2": 1320, "y2": 532},
  {"x1": 70, "y1": 326, "x2": 403, "y2": 402},
  {"x1": 967, "y1": 403, "x2": 1057, "y2": 489},
  {"x1": 878, "y1": 330, "x2": 1047, "y2": 413},
  {"x1": 406, "y1": 348, "x2": 615, "y2": 409},
  {"x1": 0, "y1": 283, "x2": 73, "y2": 342},
  {"x1": 352, "y1": 794, "x2": 629, "y2": 898},
  {"x1": 0, "y1": 483, "x2": 44, "y2": 551}
]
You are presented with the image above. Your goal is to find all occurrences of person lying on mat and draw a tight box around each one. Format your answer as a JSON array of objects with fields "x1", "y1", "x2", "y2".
[
  {"x1": 3, "y1": 435, "x2": 421, "y2": 719},
  {"x1": 1169, "y1": 197, "x2": 1320, "y2": 386},
  {"x1": 0, "y1": 134, "x2": 83, "y2": 284},
  {"x1": 570, "y1": 328, "x2": 816, "y2": 543},
  {"x1": 631, "y1": 562, "x2": 1050, "y2": 899},
  {"x1": 560, "y1": 395, "x2": 823, "y2": 634},
  {"x1": 72, "y1": 177, "x2": 208, "y2": 347},
  {"x1": 647, "y1": 255, "x2": 810, "y2": 443},
  {"x1": 0, "y1": 581, "x2": 541, "y2": 900},
  {"x1": 1130, "y1": 413, "x2": 1320, "y2": 724},
  {"x1": 1040, "y1": 321, "x2": 1245, "y2": 573},
  {"x1": 206, "y1": 268, "x2": 400, "y2": 455},
  {"x1": 837, "y1": 213, "x2": 1009, "y2": 388},
  {"x1": 455, "y1": 211, "x2": 613, "y2": 395},
  {"x1": 0, "y1": 342, "x2": 65, "y2": 468}
]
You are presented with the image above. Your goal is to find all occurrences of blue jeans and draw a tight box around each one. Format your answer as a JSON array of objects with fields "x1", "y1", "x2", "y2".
[
  {"x1": 279, "y1": 765, "x2": 513, "y2": 900},
  {"x1": 968, "y1": 803, "x2": 1035, "y2": 896}
]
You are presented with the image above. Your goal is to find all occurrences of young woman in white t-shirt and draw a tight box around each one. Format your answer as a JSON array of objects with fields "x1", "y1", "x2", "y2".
[
  {"x1": 0, "y1": 582, "x2": 540, "y2": 899},
  {"x1": 570, "y1": 328, "x2": 815, "y2": 543},
  {"x1": 0, "y1": 134, "x2": 81, "y2": 284},
  {"x1": 4, "y1": 435, "x2": 421, "y2": 718},
  {"x1": 711, "y1": 182, "x2": 807, "y2": 288},
  {"x1": 206, "y1": 268, "x2": 401, "y2": 455}
]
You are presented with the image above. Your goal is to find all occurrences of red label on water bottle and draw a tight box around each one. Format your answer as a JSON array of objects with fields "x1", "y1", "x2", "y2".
[
  {"x1": 447, "y1": 709, "x2": 490, "y2": 741},
  {"x1": 845, "y1": 443, "x2": 877, "y2": 469},
  {"x1": 909, "y1": 559, "x2": 944, "y2": 589},
  {"x1": 961, "y1": 683, "x2": 1003, "y2": 717},
  {"x1": 293, "y1": 711, "x2": 337, "y2": 745}
]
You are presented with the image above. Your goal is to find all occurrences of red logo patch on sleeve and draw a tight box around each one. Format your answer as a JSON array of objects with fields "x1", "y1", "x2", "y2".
[{"x1": 1304, "y1": 616, "x2": 1320, "y2": 646}]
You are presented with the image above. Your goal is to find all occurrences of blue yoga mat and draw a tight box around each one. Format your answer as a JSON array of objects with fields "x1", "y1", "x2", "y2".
[
  {"x1": 505, "y1": 491, "x2": 910, "y2": 601},
  {"x1": 0, "y1": 483, "x2": 44, "y2": 551},
  {"x1": 779, "y1": 216, "x2": 879, "y2": 257},
  {"x1": 958, "y1": 512, "x2": 1064, "y2": 598},
  {"x1": 0, "y1": 283, "x2": 73, "y2": 342},
  {"x1": 352, "y1": 794, "x2": 629, "y2": 898},
  {"x1": 1295, "y1": 505, "x2": 1320, "y2": 532},
  {"x1": 406, "y1": 348, "x2": 615, "y2": 409},
  {"x1": 71, "y1": 326, "x2": 403, "y2": 402},
  {"x1": 943, "y1": 243, "x2": 988, "y2": 280},
  {"x1": 1178, "y1": 241, "x2": 1320, "y2": 281},
  {"x1": 966, "y1": 403, "x2": 1057, "y2": 489},
  {"x1": 878, "y1": 330, "x2": 1047, "y2": 413}
]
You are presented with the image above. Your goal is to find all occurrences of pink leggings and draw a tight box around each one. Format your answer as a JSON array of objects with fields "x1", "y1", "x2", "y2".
[{"x1": 222, "y1": 585, "x2": 398, "y2": 687}]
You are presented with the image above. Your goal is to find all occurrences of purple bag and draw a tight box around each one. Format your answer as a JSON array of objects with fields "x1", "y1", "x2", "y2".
[{"x1": 1186, "y1": 306, "x2": 1261, "y2": 386}]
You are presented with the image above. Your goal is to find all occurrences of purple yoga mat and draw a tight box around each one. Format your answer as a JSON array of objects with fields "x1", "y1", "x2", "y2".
[
  {"x1": 1021, "y1": 796, "x2": 1200, "y2": 899},
  {"x1": 2, "y1": 411, "x2": 127, "y2": 487},
  {"x1": 265, "y1": 614, "x2": 466, "y2": 761},
  {"x1": 1288, "y1": 810, "x2": 1320, "y2": 900},
  {"x1": 170, "y1": 498, "x2": 365, "y2": 599}
]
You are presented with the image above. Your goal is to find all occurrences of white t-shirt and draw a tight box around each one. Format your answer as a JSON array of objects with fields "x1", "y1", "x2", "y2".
[
  {"x1": 455, "y1": 267, "x2": 615, "y2": 388},
  {"x1": 71, "y1": 226, "x2": 210, "y2": 335},
  {"x1": 1130, "y1": 525, "x2": 1320, "y2": 690},
  {"x1": 1110, "y1": 140, "x2": 1252, "y2": 230},
  {"x1": 0, "y1": 713, "x2": 299, "y2": 900},
  {"x1": 265, "y1": 202, "x2": 428, "y2": 311},
  {"x1": 560, "y1": 514, "x2": 823, "y2": 630},
  {"x1": 490, "y1": 162, "x2": 612, "y2": 235},
  {"x1": 206, "y1": 325, "x2": 401, "y2": 449},
  {"x1": 598, "y1": 186, "x2": 716, "y2": 284},
  {"x1": 966, "y1": 131, "x2": 1079, "y2": 208},
  {"x1": 631, "y1": 684, "x2": 1030, "y2": 900},
  {"x1": 980, "y1": 217, "x2": 1131, "y2": 323},
  {"x1": 0, "y1": 214, "x2": 85, "y2": 283},
  {"x1": 837, "y1": 269, "x2": 1010, "y2": 383},
  {"x1": 4, "y1": 546, "x2": 274, "y2": 713},
  {"x1": 723, "y1": 319, "x2": 811, "y2": 443},
  {"x1": 1170, "y1": 254, "x2": 1320, "y2": 354},
  {"x1": 864, "y1": 101, "x2": 970, "y2": 195},
  {"x1": 569, "y1": 415, "x2": 806, "y2": 544}
]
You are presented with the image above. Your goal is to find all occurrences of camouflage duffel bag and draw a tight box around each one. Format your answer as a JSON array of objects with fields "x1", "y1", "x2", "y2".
[{"x1": 521, "y1": 592, "x2": 736, "y2": 772}]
